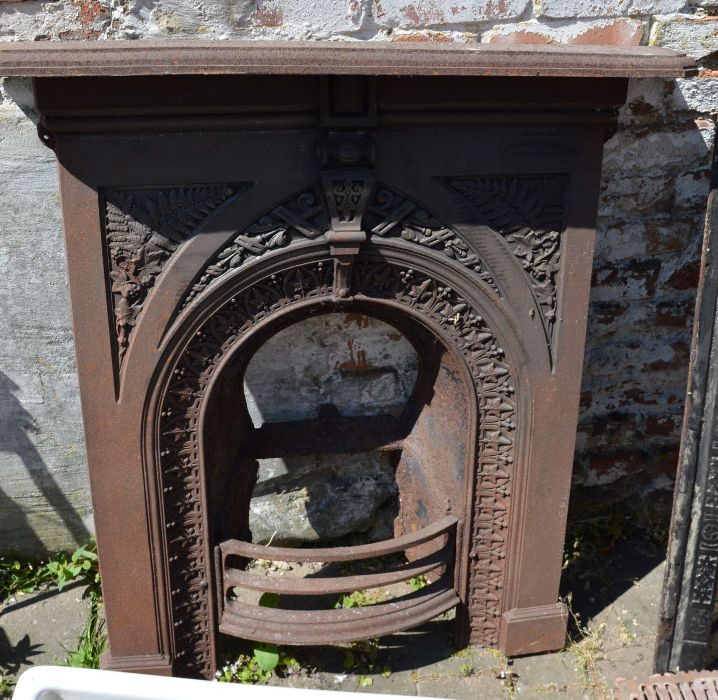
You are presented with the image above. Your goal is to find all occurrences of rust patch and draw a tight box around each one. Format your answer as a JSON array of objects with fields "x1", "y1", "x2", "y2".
[
  {"x1": 399, "y1": 3, "x2": 445, "y2": 28},
  {"x1": 72, "y1": 0, "x2": 105, "y2": 27},
  {"x1": 629, "y1": 99, "x2": 657, "y2": 116},
  {"x1": 343, "y1": 312, "x2": 370, "y2": 328},
  {"x1": 339, "y1": 338, "x2": 373, "y2": 371},
  {"x1": 253, "y1": 1, "x2": 283, "y2": 28}
]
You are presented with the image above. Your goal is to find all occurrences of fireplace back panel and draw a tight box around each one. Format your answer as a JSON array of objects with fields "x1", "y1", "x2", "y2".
[{"x1": 40, "y1": 73, "x2": 621, "y2": 677}]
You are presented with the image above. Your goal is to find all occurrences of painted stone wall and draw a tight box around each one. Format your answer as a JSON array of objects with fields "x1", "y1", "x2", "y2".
[{"x1": 0, "y1": 0, "x2": 716, "y2": 554}]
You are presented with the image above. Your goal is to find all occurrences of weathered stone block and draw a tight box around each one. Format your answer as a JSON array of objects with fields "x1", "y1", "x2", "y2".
[
  {"x1": 602, "y1": 121, "x2": 714, "y2": 176},
  {"x1": 249, "y1": 452, "x2": 398, "y2": 545},
  {"x1": 600, "y1": 174, "x2": 676, "y2": 214},
  {"x1": 0, "y1": 0, "x2": 107, "y2": 41},
  {"x1": 673, "y1": 78, "x2": 718, "y2": 114},
  {"x1": 231, "y1": 0, "x2": 368, "y2": 35},
  {"x1": 674, "y1": 170, "x2": 712, "y2": 210},
  {"x1": 373, "y1": 0, "x2": 529, "y2": 28},
  {"x1": 244, "y1": 313, "x2": 418, "y2": 425},
  {"x1": 650, "y1": 14, "x2": 718, "y2": 62},
  {"x1": 594, "y1": 218, "x2": 700, "y2": 263}
]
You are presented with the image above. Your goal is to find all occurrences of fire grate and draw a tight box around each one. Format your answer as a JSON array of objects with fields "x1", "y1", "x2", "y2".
[
  {"x1": 616, "y1": 671, "x2": 718, "y2": 700},
  {"x1": 216, "y1": 517, "x2": 460, "y2": 645}
]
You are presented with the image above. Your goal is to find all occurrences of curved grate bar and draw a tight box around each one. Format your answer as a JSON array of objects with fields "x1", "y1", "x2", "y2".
[
  {"x1": 223, "y1": 542, "x2": 453, "y2": 596},
  {"x1": 219, "y1": 579, "x2": 460, "y2": 645},
  {"x1": 219, "y1": 515, "x2": 458, "y2": 563},
  {"x1": 214, "y1": 517, "x2": 461, "y2": 645}
]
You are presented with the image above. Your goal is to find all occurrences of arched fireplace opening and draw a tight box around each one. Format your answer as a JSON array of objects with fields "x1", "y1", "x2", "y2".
[{"x1": 200, "y1": 302, "x2": 476, "y2": 649}]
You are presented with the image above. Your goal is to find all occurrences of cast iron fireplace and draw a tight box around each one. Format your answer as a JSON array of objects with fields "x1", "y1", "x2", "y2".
[{"x1": 1, "y1": 40, "x2": 696, "y2": 679}]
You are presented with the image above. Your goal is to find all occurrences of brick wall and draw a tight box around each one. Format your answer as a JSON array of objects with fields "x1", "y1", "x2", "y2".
[{"x1": 0, "y1": 0, "x2": 716, "y2": 553}]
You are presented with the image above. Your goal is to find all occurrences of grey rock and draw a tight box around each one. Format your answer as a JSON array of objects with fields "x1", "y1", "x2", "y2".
[{"x1": 249, "y1": 452, "x2": 398, "y2": 546}]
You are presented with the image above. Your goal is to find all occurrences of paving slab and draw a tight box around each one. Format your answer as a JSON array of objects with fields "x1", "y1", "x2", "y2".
[
  {"x1": 0, "y1": 582, "x2": 90, "y2": 683},
  {"x1": 0, "y1": 558, "x2": 666, "y2": 700}
]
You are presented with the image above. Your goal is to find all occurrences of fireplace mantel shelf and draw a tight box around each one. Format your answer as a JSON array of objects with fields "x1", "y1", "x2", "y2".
[{"x1": 0, "y1": 40, "x2": 696, "y2": 79}]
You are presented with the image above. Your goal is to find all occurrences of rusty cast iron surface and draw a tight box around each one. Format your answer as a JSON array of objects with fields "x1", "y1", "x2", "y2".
[
  {"x1": 655, "y1": 126, "x2": 718, "y2": 673},
  {"x1": 21, "y1": 63, "x2": 651, "y2": 678},
  {"x1": 217, "y1": 518, "x2": 459, "y2": 645},
  {"x1": 616, "y1": 671, "x2": 718, "y2": 700},
  {"x1": 0, "y1": 40, "x2": 697, "y2": 79}
]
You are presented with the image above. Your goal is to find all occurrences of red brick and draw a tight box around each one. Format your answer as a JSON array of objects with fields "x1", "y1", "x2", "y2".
[
  {"x1": 588, "y1": 449, "x2": 646, "y2": 483},
  {"x1": 646, "y1": 340, "x2": 690, "y2": 372},
  {"x1": 486, "y1": 18, "x2": 643, "y2": 45},
  {"x1": 645, "y1": 414, "x2": 681, "y2": 437},
  {"x1": 665, "y1": 259, "x2": 700, "y2": 290}
]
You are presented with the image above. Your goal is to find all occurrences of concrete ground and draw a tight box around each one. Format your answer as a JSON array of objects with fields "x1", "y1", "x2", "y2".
[
  {"x1": 0, "y1": 580, "x2": 90, "y2": 683},
  {"x1": 262, "y1": 556, "x2": 664, "y2": 699},
  {"x1": 1, "y1": 537, "x2": 665, "y2": 700}
]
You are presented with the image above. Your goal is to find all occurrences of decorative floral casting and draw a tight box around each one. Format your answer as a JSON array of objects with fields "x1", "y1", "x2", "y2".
[
  {"x1": 104, "y1": 187, "x2": 237, "y2": 364},
  {"x1": 365, "y1": 188, "x2": 501, "y2": 298},
  {"x1": 448, "y1": 177, "x2": 565, "y2": 340},
  {"x1": 182, "y1": 189, "x2": 328, "y2": 308}
]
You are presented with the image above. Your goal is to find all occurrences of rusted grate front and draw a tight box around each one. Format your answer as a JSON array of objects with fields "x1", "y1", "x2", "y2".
[
  {"x1": 216, "y1": 517, "x2": 460, "y2": 645},
  {"x1": 616, "y1": 671, "x2": 718, "y2": 700}
]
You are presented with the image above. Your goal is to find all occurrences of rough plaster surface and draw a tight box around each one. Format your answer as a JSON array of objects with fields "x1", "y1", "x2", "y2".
[
  {"x1": 0, "y1": 79, "x2": 91, "y2": 556},
  {"x1": 244, "y1": 313, "x2": 418, "y2": 425},
  {"x1": 0, "y1": 0, "x2": 716, "y2": 554}
]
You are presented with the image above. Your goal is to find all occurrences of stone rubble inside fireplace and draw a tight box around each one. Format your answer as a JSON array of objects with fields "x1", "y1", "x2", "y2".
[
  {"x1": 248, "y1": 451, "x2": 399, "y2": 546},
  {"x1": 243, "y1": 313, "x2": 416, "y2": 546}
]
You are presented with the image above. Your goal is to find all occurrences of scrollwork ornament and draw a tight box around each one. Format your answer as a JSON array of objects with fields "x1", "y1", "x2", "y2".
[
  {"x1": 183, "y1": 189, "x2": 328, "y2": 308},
  {"x1": 104, "y1": 186, "x2": 238, "y2": 366},
  {"x1": 365, "y1": 188, "x2": 502, "y2": 298}
]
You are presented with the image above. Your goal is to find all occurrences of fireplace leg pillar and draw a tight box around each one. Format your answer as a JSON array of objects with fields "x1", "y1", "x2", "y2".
[
  {"x1": 100, "y1": 652, "x2": 173, "y2": 676},
  {"x1": 498, "y1": 604, "x2": 569, "y2": 656}
]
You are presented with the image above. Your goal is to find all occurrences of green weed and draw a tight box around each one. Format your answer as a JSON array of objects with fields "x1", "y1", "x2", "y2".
[
  {"x1": 0, "y1": 544, "x2": 99, "y2": 602},
  {"x1": 215, "y1": 656, "x2": 272, "y2": 684},
  {"x1": 1, "y1": 672, "x2": 13, "y2": 699},
  {"x1": 334, "y1": 589, "x2": 383, "y2": 609},
  {"x1": 0, "y1": 543, "x2": 106, "y2": 671},
  {"x1": 407, "y1": 575, "x2": 428, "y2": 592}
]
